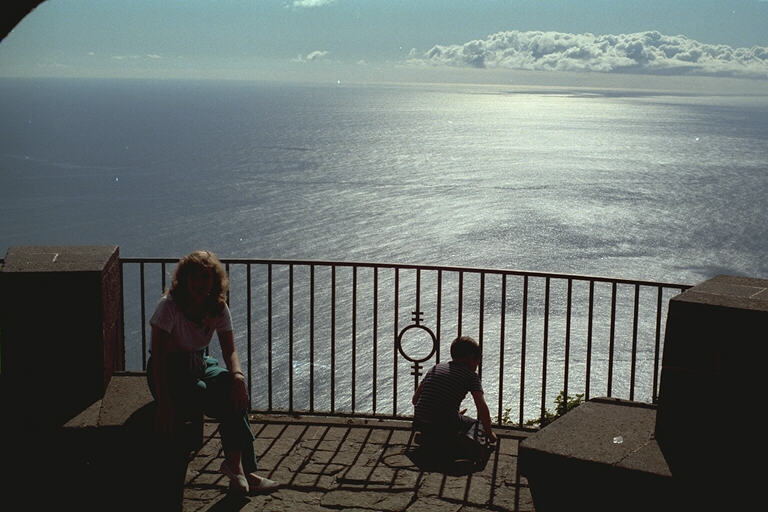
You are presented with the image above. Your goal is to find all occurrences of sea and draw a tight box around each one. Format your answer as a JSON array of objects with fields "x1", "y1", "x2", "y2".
[{"x1": 1, "y1": 77, "x2": 767, "y2": 419}]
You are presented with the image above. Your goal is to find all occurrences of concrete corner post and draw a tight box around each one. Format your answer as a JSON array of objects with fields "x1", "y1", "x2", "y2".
[
  {"x1": 0, "y1": 245, "x2": 124, "y2": 429},
  {"x1": 655, "y1": 274, "x2": 768, "y2": 503},
  {"x1": 519, "y1": 274, "x2": 767, "y2": 511}
]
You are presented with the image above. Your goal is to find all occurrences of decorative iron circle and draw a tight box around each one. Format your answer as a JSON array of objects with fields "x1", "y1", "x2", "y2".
[{"x1": 396, "y1": 323, "x2": 437, "y2": 364}]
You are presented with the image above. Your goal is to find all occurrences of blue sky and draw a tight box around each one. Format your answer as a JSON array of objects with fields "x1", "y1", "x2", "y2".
[{"x1": 1, "y1": 0, "x2": 767, "y2": 89}]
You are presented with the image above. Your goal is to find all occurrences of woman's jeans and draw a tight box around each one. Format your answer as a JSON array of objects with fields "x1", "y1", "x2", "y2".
[{"x1": 147, "y1": 352, "x2": 257, "y2": 473}]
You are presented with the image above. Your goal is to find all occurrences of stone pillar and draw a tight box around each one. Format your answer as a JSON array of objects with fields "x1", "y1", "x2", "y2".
[
  {"x1": 655, "y1": 274, "x2": 767, "y2": 505},
  {"x1": 520, "y1": 274, "x2": 767, "y2": 510},
  {"x1": 0, "y1": 245, "x2": 123, "y2": 429}
]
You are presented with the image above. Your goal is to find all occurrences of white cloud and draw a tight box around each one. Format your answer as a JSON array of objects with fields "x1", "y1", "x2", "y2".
[
  {"x1": 306, "y1": 50, "x2": 329, "y2": 61},
  {"x1": 411, "y1": 30, "x2": 768, "y2": 79},
  {"x1": 290, "y1": 0, "x2": 336, "y2": 7},
  {"x1": 111, "y1": 54, "x2": 162, "y2": 61},
  {"x1": 293, "y1": 50, "x2": 330, "y2": 62}
]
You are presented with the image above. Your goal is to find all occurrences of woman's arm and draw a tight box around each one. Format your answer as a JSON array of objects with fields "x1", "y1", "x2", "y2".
[
  {"x1": 219, "y1": 329, "x2": 249, "y2": 412},
  {"x1": 151, "y1": 326, "x2": 175, "y2": 434}
]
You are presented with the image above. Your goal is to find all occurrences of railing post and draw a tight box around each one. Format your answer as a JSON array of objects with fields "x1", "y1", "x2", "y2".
[
  {"x1": 519, "y1": 275, "x2": 528, "y2": 426},
  {"x1": 497, "y1": 274, "x2": 507, "y2": 425},
  {"x1": 309, "y1": 264, "x2": 315, "y2": 413},
  {"x1": 372, "y1": 267, "x2": 378, "y2": 414},
  {"x1": 246, "y1": 263, "x2": 252, "y2": 409},
  {"x1": 267, "y1": 264, "x2": 273, "y2": 411}
]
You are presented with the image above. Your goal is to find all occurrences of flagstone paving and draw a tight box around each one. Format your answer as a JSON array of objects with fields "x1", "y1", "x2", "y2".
[{"x1": 182, "y1": 414, "x2": 534, "y2": 511}]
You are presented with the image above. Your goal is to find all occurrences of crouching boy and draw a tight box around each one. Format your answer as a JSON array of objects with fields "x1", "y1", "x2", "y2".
[{"x1": 412, "y1": 335, "x2": 496, "y2": 462}]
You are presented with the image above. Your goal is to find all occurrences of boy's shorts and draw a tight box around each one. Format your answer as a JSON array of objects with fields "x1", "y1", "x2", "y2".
[{"x1": 413, "y1": 415, "x2": 493, "y2": 467}]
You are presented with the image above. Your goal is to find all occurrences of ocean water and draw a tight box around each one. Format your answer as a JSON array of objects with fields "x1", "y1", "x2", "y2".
[
  {"x1": 1, "y1": 77, "x2": 767, "y2": 418},
  {"x1": 2, "y1": 78, "x2": 767, "y2": 282}
]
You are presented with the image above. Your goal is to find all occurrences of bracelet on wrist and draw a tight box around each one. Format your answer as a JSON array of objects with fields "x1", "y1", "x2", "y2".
[{"x1": 233, "y1": 371, "x2": 244, "y2": 377}]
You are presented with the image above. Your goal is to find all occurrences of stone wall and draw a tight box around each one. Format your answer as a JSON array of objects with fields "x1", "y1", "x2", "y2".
[{"x1": 0, "y1": 245, "x2": 124, "y2": 429}]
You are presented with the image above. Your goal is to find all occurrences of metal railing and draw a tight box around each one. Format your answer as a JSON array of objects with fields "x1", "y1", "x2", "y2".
[{"x1": 120, "y1": 257, "x2": 691, "y2": 428}]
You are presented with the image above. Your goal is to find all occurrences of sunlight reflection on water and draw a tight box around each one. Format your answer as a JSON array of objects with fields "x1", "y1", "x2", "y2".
[{"x1": 2, "y1": 79, "x2": 767, "y2": 420}]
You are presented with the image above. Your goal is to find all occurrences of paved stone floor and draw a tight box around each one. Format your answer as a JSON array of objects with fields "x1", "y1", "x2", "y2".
[{"x1": 182, "y1": 414, "x2": 534, "y2": 512}]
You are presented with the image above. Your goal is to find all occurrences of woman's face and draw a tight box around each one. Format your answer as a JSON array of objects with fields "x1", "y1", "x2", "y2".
[{"x1": 187, "y1": 267, "x2": 214, "y2": 305}]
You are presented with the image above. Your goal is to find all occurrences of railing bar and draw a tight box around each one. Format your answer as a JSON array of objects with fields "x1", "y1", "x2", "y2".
[
  {"x1": 392, "y1": 269, "x2": 400, "y2": 415},
  {"x1": 630, "y1": 284, "x2": 640, "y2": 401},
  {"x1": 478, "y1": 272, "x2": 485, "y2": 379},
  {"x1": 140, "y1": 262, "x2": 147, "y2": 371},
  {"x1": 519, "y1": 275, "x2": 528, "y2": 426},
  {"x1": 225, "y1": 263, "x2": 230, "y2": 304},
  {"x1": 118, "y1": 256, "x2": 691, "y2": 289},
  {"x1": 289, "y1": 265, "x2": 294, "y2": 412},
  {"x1": 119, "y1": 261, "x2": 126, "y2": 371},
  {"x1": 247, "y1": 264, "x2": 252, "y2": 409},
  {"x1": 310, "y1": 264, "x2": 315, "y2": 413},
  {"x1": 416, "y1": 268, "x2": 421, "y2": 314},
  {"x1": 586, "y1": 280, "x2": 594, "y2": 401},
  {"x1": 352, "y1": 266, "x2": 357, "y2": 413},
  {"x1": 331, "y1": 266, "x2": 336, "y2": 413},
  {"x1": 393, "y1": 268, "x2": 400, "y2": 417},
  {"x1": 541, "y1": 276, "x2": 550, "y2": 422},
  {"x1": 458, "y1": 271, "x2": 464, "y2": 338},
  {"x1": 564, "y1": 278, "x2": 572, "y2": 404},
  {"x1": 117, "y1": 257, "x2": 692, "y2": 418},
  {"x1": 268, "y1": 264, "x2": 273, "y2": 411},
  {"x1": 373, "y1": 267, "x2": 378, "y2": 414},
  {"x1": 497, "y1": 274, "x2": 507, "y2": 425},
  {"x1": 608, "y1": 282, "x2": 617, "y2": 397},
  {"x1": 436, "y1": 270, "x2": 442, "y2": 363},
  {"x1": 653, "y1": 286, "x2": 663, "y2": 403}
]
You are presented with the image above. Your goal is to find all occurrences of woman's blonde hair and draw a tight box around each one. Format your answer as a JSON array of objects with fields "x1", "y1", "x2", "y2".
[{"x1": 168, "y1": 250, "x2": 229, "y2": 315}]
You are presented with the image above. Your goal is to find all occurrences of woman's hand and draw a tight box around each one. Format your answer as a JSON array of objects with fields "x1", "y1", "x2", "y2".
[
  {"x1": 219, "y1": 331, "x2": 249, "y2": 412},
  {"x1": 231, "y1": 372, "x2": 249, "y2": 413}
]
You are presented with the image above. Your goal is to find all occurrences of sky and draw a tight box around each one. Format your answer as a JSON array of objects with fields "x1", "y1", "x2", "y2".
[{"x1": 1, "y1": 0, "x2": 768, "y2": 90}]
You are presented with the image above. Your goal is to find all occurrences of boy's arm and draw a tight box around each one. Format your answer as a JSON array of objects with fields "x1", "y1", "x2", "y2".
[
  {"x1": 471, "y1": 390, "x2": 497, "y2": 442},
  {"x1": 412, "y1": 378, "x2": 425, "y2": 405}
]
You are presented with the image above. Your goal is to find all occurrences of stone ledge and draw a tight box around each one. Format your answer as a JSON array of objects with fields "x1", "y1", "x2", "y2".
[
  {"x1": 63, "y1": 372, "x2": 153, "y2": 430},
  {"x1": 1, "y1": 245, "x2": 119, "y2": 273},
  {"x1": 519, "y1": 398, "x2": 678, "y2": 511},
  {"x1": 673, "y1": 274, "x2": 768, "y2": 311}
]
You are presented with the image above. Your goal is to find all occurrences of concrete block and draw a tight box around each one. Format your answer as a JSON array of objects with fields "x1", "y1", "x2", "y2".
[
  {"x1": 519, "y1": 398, "x2": 676, "y2": 511},
  {"x1": 655, "y1": 275, "x2": 768, "y2": 500},
  {"x1": 0, "y1": 245, "x2": 123, "y2": 428}
]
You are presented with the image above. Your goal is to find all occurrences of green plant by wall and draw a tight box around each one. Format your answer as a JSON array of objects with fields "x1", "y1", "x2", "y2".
[{"x1": 502, "y1": 390, "x2": 585, "y2": 428}]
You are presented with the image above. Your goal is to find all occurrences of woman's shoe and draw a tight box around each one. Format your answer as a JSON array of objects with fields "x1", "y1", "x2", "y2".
[
  {"x1": 246, "y1": 474, "x2": 281, "y2": 494},
  {"x1": 219, "y1": 460, "x2": 249, "y2": 494}
]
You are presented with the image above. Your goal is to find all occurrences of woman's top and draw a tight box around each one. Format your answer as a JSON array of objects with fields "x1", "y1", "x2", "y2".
[{"x1": 150, "y1": 294, "x2": 233, "y2": 353}]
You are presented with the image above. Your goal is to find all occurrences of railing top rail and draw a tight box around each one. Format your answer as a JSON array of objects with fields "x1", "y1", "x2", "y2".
[{"x1": 120, "y1": 256, "x2": 692, "y2": 289}]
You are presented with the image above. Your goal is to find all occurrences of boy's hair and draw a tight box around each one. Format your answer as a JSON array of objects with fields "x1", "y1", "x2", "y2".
[{"x1": 450, "y1": 335, "x2": 481, "y2": 360}]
